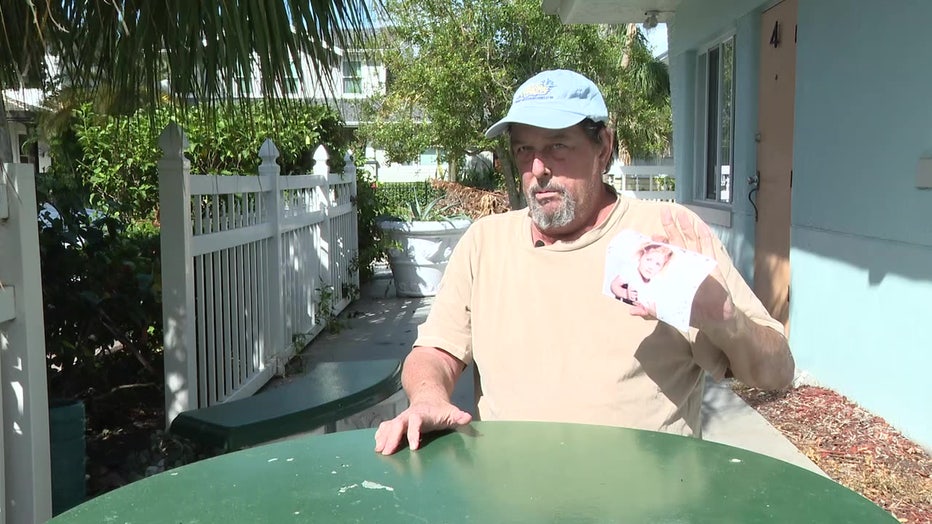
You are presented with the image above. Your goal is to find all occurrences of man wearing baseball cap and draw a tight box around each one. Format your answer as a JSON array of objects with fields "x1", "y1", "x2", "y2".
[{"x1": 375, "y1": 69, "x2": 793, "y2": 455}]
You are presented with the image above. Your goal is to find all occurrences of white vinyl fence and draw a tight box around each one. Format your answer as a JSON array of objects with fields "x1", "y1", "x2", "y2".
[
  {"x1": 159, "y1": 124, "x2": 359, "y2": 426},
  {"x1": 0, "y1": 162, "x2": 52, "y2": 523},
  {"x1": 606, "y1": 165, "x2": 676, "y2": 202}
]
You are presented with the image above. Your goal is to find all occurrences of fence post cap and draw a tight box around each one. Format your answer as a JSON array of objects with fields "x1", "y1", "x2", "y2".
[
  {"x1": 158, "y1": 122, "x2": 188, "y2": 155},
  {"x1": 259, "y1": 139, "x2": 280, "y2": 164},
  {"x1": 313, "y1": 144, "x2": 330, "y2": 162}
]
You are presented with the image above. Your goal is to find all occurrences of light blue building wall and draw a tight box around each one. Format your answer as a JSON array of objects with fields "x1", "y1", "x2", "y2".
[
  {"x1": 791, "y1": 0, "x2": 932, "y2": 450},
  {"x1": 669, "y1": 0, "x2": 765, "y2": 281},
  {"x1": 668, "y1": 0, "x2": 932, "y2": 449}
]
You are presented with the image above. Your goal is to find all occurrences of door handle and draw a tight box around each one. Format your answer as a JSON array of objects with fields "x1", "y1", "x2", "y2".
[{"x1": 748, "y1": 171, "x2": 760, "y2": 222}]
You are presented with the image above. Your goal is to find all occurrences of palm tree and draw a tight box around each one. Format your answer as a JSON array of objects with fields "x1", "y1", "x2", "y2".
[{"x1": 0, "y1": 0, "x2": 379, "y2": 163}]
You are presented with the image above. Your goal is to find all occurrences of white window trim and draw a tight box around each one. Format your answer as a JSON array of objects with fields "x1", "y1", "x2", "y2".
[
  {"x1": 684, "y1": 203, "x2": 733, "y2": 228},
  {"x1": 693, "y1": 32, "x2": 737, "y2": 209},
  {"x1": 342, "y1": 56, "x2": 364, "y2": 96}
]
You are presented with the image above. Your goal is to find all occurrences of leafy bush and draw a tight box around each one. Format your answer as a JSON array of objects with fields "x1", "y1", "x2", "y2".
[
  {"x1": 39, "y1": 99, "x2": 352, "y2": 399},
  {"x1": 37, "y1": 185, "x2": 163, "y2": 398},
  {"x1": 353, "y1": 167, "x2": 387, "y2": 283},
  {"x1": 53, "y1": 100, "x2": 350, "y2": 222}
]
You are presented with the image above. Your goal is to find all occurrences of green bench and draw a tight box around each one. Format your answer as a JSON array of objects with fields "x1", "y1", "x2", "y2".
[{"x1": 169, "y1": 359, "x2": 403, "y2": 451}]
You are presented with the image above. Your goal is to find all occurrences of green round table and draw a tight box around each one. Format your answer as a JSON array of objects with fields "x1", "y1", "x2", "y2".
[{"x1": 51, "y1": 421, "x2": 896, "y2": 523}]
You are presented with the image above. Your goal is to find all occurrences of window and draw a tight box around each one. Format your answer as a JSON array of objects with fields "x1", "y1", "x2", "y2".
[
  {"x1": 696, "y1": 37, "x2": 735, "y2": 204},
  {"x1": 342, "y1": 59, "x2": 363, "y2": 95},
  {"x1": 283, "y1": 62, "x2": 300, "y2": 95},
  {"x1": 17, "y1": 134, "x2": 32, "y2": 164}
]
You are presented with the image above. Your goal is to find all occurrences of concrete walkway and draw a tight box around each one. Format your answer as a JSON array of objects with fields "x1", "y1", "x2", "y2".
[{"x1": 287, "y1": 276, "x2": 824, "y2": 476}]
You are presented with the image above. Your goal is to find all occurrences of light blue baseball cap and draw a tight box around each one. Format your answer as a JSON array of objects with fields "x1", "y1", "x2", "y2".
[{"x1": 485, "y1": 69, "x2": 609, "y2": 138}]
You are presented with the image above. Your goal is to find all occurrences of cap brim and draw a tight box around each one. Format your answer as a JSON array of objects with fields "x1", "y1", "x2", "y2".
[{"x1": 484, "y1": 105, "x2": 591, "y2": 138}]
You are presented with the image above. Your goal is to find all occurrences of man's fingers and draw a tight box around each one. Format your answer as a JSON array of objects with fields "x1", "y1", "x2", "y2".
[
  {"x1": 374, "y1": 422, "x2": 387, "y2": 453},
  {"x1": 696, "y1": 219, "x2": 716, "y2": 257},
  {"x1": 406, "y1": 414, "x2": 423, "y2": 451},
  {"x1": 629, "y1": 303, "x2": 651, "y2": 318},
  {"x1": 452, "y1": 409, "x2": 473, "y2": 426},
  {"x1": 374, "y1": 402, "x2": 472, "y2": 455},
  {"x1": 676, "y1": 209, "x2": 699, "y2": 249},
  {"x1": 376, "y1": 417, "x2": 407, "y2": 455},
  {"x1": 661, "y1": 206, "x2": 683, "y2": 247},
  {"x1": 443, "y1": 407, "x2": 472, "y2": 427}
]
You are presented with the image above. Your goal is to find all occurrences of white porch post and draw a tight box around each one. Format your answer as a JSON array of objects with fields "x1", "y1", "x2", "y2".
[
  {"x1": 0, "y1": 162, "x2": 52, "y2": 523},
  {"x1": 258, "y1": 140, "x2": 286, "y2": 372},
  {"x1": 314, "y1": 145, "x2": 332, "y2": 302},
  {"x1": 344, "y1": 153, "x2": 360, "y2": 292},
  {"x1": 158, "y1": 123, "x2": 197, "y2": 427}
]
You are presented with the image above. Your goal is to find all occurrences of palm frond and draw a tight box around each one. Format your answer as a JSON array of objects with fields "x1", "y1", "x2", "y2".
[{"x1": 3, "y1": 1, "x2": 380, "y2": 118}]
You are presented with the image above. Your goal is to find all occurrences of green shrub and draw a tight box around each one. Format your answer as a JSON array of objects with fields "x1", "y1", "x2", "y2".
[
  {"x1": 53, "y1": 100, "x2": 350, "y2": 222},
  {"x1": 353, "y1": 167, "x2": 386, "y2": 283},
  {"x1": 38, "y1": 182, "x2": 163, "y2": 398},
  {"x1": 39, "y1": 99, "x2": 353, "y2": 399}
]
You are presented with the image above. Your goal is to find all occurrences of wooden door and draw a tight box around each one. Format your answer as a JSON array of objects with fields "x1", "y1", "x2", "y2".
[{"x1": 754, "y1": 0, "x2": 797, "y2": 331}]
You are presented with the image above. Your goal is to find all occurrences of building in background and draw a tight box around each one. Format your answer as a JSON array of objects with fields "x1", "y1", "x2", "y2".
[{"x1": 544, "y1": 0, "x2": 932, "y2": 452}]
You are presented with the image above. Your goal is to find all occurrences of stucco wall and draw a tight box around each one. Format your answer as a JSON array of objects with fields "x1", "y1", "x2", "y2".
[
  {"x1": 671, "y1": 0, "x2": 932, "y2": 450},
  {"x1": 669, "y1": 0, "x2": 764, "y2": 282},
  {"x1": 791, "y1": 0, "x2": 932, "y2": 449}
]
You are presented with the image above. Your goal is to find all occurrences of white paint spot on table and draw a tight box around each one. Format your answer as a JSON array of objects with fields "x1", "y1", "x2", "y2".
[
  {"x1": 286, "y1": 457, "x2": 295, "y2": 462},
  {"x1": 339, "y1": 480, "x2": 396, "y2": 495},
  {"x1": 362, "y1": 480, "x2": 394, "y2": 492},
  {"x1": 268, "y1": 458, "x2": 279, "y2": 463},
  {"x1": 730, "y1": 458, "x2": 742, "y2": 463},
  {"x1": 339, "y1": 483, "x2": 359, "y2": 494}
]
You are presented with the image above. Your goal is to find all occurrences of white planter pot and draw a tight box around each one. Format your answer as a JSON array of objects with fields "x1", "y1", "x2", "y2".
[{"x1": 378, "y1": 218, "x2": 471, "y2": 297}]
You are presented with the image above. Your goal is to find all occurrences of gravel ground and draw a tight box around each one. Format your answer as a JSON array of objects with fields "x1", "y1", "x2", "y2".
[{"x1": 733, "y1": 384, "x2": 932, "y2": 523}]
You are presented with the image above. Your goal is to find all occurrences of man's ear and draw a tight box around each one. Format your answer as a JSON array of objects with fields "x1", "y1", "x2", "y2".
[{"x1": 599, "y1": 127, "x2": 615, "y2": 173}]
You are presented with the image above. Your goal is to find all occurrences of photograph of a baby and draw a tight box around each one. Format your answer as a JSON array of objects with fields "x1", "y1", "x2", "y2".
[
  {"x1": 603, "y1": 230, "x2": 717, "y2": 331},
  {"x1": 609, "y1": 242, "x2": 674, "y2": 309}
]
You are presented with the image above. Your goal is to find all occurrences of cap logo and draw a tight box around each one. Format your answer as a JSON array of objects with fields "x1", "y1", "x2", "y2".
[{"x1": 514, "y1": 79, "x2": 555, "y2": 103}]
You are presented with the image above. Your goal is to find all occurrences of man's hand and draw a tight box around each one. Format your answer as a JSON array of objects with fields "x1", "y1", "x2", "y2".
[
  {"x1": 650, "y1": 206, "x2": 794, "y2": 390},
  {"x1": 659, "y1": 206, "x2": 736, "y2": 330},
  {"x1": 374, "y1": 400, "x2": 472, "y2": 455}
]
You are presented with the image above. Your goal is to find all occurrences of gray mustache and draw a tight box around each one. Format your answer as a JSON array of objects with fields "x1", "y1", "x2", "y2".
[{"x1": 529, "y1": 183, "x2": 567, "y2": 196}]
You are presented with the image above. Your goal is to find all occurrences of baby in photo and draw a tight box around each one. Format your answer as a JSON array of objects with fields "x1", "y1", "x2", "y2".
[{"x1": 603, "y1": 230, "x2": 717, "y2": 331}]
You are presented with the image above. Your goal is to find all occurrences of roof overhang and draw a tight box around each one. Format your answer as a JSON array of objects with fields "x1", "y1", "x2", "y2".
[
  {"x1": 541, "y1": 0, "x2": 681, "y2": 25},
  {"x1": 2, "y1": 88, "x2": 47, "y2": 113}
]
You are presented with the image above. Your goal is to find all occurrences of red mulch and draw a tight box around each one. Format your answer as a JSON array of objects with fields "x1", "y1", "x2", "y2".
[{"x1": 733, "y1": 384, "x2": 932, "y2": 523}]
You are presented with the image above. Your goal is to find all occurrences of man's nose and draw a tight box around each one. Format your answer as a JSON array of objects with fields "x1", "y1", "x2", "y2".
[{"x1": 531, "y1": 156, "x2": 550, "y2": 178}]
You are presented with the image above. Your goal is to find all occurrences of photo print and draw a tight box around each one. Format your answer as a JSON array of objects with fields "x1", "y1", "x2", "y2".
[{"x1": 603, "y1": 230, "x2": 717, "y2": 331}]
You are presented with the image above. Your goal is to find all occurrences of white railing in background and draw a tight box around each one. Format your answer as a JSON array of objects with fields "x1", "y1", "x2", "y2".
[
  {"x1": 605, "y1": 165, "x2": 676, "y2": 202},
  {"x1": 0, "y1": 163, "x2": 52, "y2": 523},
  {"x1": 158, "y1": 124, "x2": 359, "y2": 427},
  {"x1": 372, "y1": 163, "x2": 443, "y2": 183}
]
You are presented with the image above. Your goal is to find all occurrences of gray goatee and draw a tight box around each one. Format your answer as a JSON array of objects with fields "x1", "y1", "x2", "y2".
[{"x1": 527, "y1": 182, "x2": 576, "y2": 230}]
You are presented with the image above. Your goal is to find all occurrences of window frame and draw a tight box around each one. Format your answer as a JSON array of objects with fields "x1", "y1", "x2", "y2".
[
  {"x1": 694, "y1": 34, "x2": 736, "y2": 206},
  {"x1": 342, "y1": 57, "x2": 363, "y2": 96},
  {"x1": 17, "y1": 134, "x2": 32, "y2": 164}
]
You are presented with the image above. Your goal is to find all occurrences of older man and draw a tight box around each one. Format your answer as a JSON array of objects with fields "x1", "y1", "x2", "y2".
[{"x1": 374, "y1": 69, "x2": 793, "y2": 455}]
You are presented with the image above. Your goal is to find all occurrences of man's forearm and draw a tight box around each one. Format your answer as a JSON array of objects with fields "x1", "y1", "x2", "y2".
[
  {"x1": 401, "y1": 346, "x2": 465, "y2": 404},
  {"x1": 701, "y1": 309, "x2": 795, "y2": 390}
]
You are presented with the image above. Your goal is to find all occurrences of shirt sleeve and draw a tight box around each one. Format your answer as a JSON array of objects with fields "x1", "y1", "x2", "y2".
[
  {"x1": 411, "y1": 221, "x2": 479, "y2": 366},
  {"x1": 688, "y1": 210, "x2": 786, "y2": 379}
]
